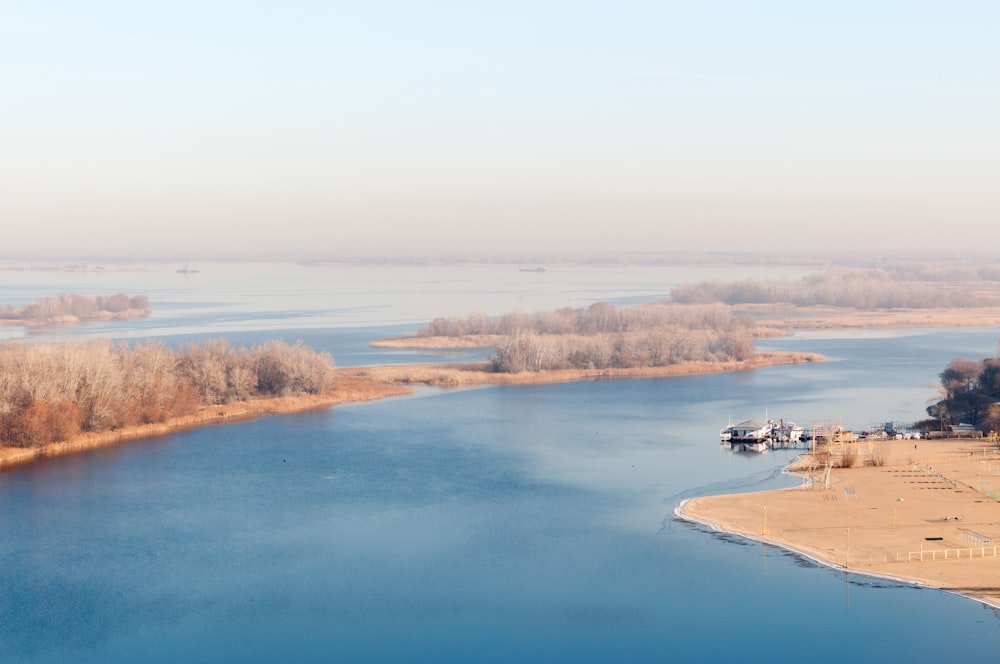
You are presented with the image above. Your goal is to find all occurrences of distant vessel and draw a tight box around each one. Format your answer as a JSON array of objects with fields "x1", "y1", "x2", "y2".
[
  {"x1": 177, "y1": 261, "x2": 199, "y2": 274},
  {"x1": 519, "y1": 266, "x2": 546, "y2": 273}
]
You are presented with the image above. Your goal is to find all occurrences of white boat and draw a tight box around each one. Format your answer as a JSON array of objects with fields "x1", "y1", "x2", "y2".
[
  {"x1": 771, "y1": 419, "x2": 804, "y2": 444},
  {"x1": 720, "y1": 416, "x2": 733, "y2": 442},
  {"x1": 728, "y1": 419, "x2": 771, "y2": 442},
  {"x1": 725, "y1": 419, "x2": 771, "y2": 451},
  {"x1": 720, "y1": 417, "x2": 802, "y2": 452}
]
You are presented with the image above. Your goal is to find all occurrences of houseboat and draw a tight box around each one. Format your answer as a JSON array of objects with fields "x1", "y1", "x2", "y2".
[
  {"x1": 722, "y1": 419, "x2": 772, "y2": 452},
  {"x1": 721, "y1": 418, "x2": 804, "y2": 452}
]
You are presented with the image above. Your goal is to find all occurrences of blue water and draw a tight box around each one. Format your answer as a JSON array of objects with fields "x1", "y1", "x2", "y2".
[{"x1": 2, "y1": 264, "x2": 1000, "y2": 661}]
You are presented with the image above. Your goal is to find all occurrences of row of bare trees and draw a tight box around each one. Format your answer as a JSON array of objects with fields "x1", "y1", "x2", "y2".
[
  {"x1": 0, "y1": 338, "x2": 335, "y2": 448},
  {"x1": 670, "y1": 271, "x2": 1000, "y2": 309},
  {"x1": 490, "y1": 328, "x2": 754, "y2": 373},
  {"x1": 417, "y1": 302, "x2": 755, "y2": 373},
  {"x1": 0, "y1": 293, "x2": 151, "y2": 322},
  {"x1": 419, "y1": 302, "x2": 748, "y2": 338}
]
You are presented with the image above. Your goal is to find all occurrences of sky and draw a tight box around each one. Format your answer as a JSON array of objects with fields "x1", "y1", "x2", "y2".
[{"x1": 1, "y1": 2, "x2": 997, "y2": 259}]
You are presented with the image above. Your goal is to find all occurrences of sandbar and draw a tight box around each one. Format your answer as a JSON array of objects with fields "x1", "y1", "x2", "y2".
[
  {"x1": 677, "y1": 438, "x2": 1000, "y2": 608},
  {"x1": 336, "y1": 351, "x2": 822, "y2": 387}
]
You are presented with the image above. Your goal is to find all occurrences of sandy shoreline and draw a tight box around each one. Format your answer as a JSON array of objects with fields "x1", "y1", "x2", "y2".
[{"x1": 677, "y1": 438, "x2": 1000, "y2": 608}]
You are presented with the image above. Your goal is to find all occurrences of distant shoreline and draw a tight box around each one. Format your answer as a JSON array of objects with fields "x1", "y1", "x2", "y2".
[{"x1": 0, "y1": 308, "x2": 151, "y2": 327}]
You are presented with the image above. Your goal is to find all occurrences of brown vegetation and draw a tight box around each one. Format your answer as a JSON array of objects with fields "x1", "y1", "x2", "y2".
[
  {"x1": 0, "y1": 377, "x2": 411, "y2": 471},
  {"x1": 372, "y1": 335, "x2": 505, "y2": 349},
  {"x1": 0, "y1": 338, "x2": 335, "y2": 448},
  {"x1": 0, "y1": 293, "x2": 151, "y2": 325},
  {"x1": 337, "y1": 351, "x2": 823, "y2": 388},
  {"x1": 411, "y1": 302, "x2": 756, "y2": 373},
  {"x1": 732, "y1": 304, "x2": 1000, "y2": 333}
]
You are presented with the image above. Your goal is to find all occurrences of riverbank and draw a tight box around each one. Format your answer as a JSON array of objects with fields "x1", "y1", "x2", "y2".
[
  {"x1": 0, "y1": 375, "x2": 412, "y2": 471},
  {"x1": 337, "y1": 351, "x2": 823, "y2": 387},
  {"x1": 677, "y1": 438, "x2": 1000, "y2": 608},
  {"x1": 0, "y1": 351, "x2": 821, "y2": 471}
]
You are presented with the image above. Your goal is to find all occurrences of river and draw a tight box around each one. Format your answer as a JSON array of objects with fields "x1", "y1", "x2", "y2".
[{"x1": 1, "y1": 262, "x2": 999, "y2": 662}]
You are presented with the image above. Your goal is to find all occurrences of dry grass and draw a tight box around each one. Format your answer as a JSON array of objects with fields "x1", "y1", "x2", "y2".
[
  {"x1": 337, "y1": 351, "x2": 824, "y2": 388},
  {"x1": 733, "y1": 304, "x2": 1000, "y2": 331},
  {"x1": 0, "y1": 376, "x2": 411, "y2": 471},
  {"x1": 371, "y1": 335, "x2": 504, "y2": 349}
]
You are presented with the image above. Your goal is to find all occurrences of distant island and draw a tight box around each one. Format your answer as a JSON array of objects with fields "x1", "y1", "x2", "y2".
[{"x1": 0, "y1": 293, "x2": 151, "y2": 326}]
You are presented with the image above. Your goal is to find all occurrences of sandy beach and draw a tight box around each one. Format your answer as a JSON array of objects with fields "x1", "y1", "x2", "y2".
[{"x1": 678, "y1": 438, "x2": 1000, "y2": 607}]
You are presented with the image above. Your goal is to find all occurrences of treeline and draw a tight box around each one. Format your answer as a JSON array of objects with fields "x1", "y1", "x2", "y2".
[
  {"x1": 0, "y1": 293, "x2": 151, "y2": 322},
  {"x1": 924, "y1": 354, "x2": 1000, "y2": 433},
  {"x1": 417, "y1": 302, "x2": 755, "y2": 373},
  {"x1": 418, "y1": 301, "x2": 745, "y2": 337},
  {"x1": 0, "y1": 338, "x2": 334, "y2": 448},
  {"x1": 670, "y1": 271, "x2": 1000, "y2": 309}
]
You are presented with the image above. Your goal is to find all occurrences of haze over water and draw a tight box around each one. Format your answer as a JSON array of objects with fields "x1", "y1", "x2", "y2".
[{"x1": 2, "y1": 263, "x2": 1000, "y2": 662}]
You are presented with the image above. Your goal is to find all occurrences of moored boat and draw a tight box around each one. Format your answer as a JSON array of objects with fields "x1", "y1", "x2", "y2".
[{"x1": 720, "y1": 417, "x2": 803, "y2": 452}]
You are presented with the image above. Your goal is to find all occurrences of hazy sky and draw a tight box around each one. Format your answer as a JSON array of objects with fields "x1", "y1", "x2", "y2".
[{"x1": 2, "y1": 2, "x2": 997, "y2": 258}]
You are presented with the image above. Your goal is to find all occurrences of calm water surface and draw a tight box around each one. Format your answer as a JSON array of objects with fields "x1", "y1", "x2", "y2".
[
  {"x1": 2, "y1": 264, "x2": 1000, "y2": 662},
  {"x1": 0, "y1": 261, "x2": 811, "y2": 344}
]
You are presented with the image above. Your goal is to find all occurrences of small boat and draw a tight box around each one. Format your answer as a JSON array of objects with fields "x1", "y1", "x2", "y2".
[
  {"x1": 771, "y1": 419, "x2": 804, "y2": 444},
  {"x1": 519, "y1": 266, "x2": 546, "y2": 273},
  {"x1": 720, "y1": 415, "x2": 733, "y2": 442}
]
